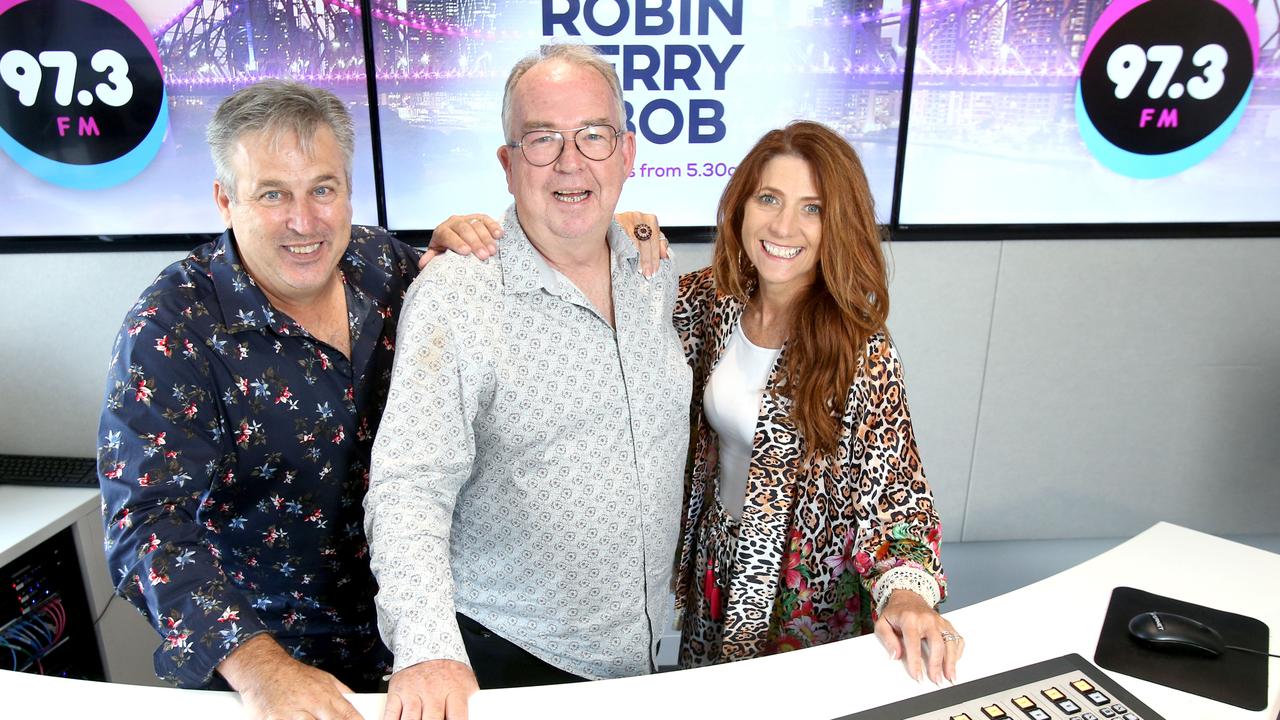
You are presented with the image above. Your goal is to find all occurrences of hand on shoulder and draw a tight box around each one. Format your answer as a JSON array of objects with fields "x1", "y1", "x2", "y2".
[
  {"x1": 614, "y1": 211, "x2": 669, "y2": 278},
  {"x1": 422, "y1": 215, "x2": 504, "y2": 269}
]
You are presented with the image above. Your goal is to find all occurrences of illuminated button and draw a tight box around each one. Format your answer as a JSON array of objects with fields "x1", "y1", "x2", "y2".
[
  {"x1": 981, "y1": 704, "x2": 1010, "y2": 719},
  {"x1": 1072, "y1": 680, "x2": 1110, "y2": 705},
  {"x1": 949, "y1": 714, "x2": 974, "y2": 720},
  {"x1": 1007, "y1": 695, "x2": 1050, "y2": 720},
  {"x1": 1041, "y1": 688, "x2": 1081, "y2": 715}
]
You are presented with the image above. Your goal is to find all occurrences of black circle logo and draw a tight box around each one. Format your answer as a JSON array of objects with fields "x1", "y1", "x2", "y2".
[
  {"x1": 0, "y1": 0, "x2": 165, "y2": 166},
  {"x1": 1079, "y1": 0, "x2": 1253, "y2": 156}
]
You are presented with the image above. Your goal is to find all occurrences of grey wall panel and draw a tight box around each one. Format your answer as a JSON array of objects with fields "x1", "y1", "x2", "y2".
[
  {"x1": 0, "y1": 251, "x2": 187, "y2": 456},
  {"x1": 672, "y1": 244, "x2": 714, "y2": 276},
  {"x1": 883, "y1": 242, "x2": 1000, "y2": 542},
  {"x1": 967, "y1": 238, "x2": 1280, "y2": 540}
]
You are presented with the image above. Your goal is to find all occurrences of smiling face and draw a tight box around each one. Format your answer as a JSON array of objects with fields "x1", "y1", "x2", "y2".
[
  {"x1": 214, "y1": 124, "x2": 351, "y2": 311},
  {"x1": 497, "y1": 59, "x2": 635, "y2": 248},
  {"x1": 740, "y1": 154, "x2": 823, "y2": 295}
]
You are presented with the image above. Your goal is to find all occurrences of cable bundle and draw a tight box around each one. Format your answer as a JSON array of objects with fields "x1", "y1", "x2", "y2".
[{"x1": 0, "y1": 598, "x2": 68, "y2": 673}]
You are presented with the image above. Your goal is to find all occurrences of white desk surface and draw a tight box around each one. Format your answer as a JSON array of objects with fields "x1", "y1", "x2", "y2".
[
  {"x1": 3, "y1": 522, "x2": 1277, "y2": 719},
  {"x1": 0, "y1": 484, "x2": 99, "y2": 567}
]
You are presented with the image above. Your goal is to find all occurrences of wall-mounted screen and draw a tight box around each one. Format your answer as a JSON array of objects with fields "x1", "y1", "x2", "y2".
[
  {"x1": 371, "y1": 0, "x2": 912, "y2": 230},
  {"x1": 5, "y1": 0, "x2": 1274, "y2": 245},
  {"x1": 898, "y1": 0, "x2": 1278, "y2": 225},
  {"x1": 0, "y1": 0, "x2": 380, "y2": 239}
]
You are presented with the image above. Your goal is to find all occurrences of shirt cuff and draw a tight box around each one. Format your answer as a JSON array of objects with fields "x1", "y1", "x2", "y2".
[
  {"x1": 390, "y1": 620, "x2": 471, "y2": 674},
  {"x1": 155, "y1": 620, "x2": 270, "y2": 688},
  {"x1": 871, "y1": 565, "x2": 942, "y2": 618}
]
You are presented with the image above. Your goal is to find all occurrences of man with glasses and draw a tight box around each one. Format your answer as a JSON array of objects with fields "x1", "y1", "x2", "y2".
[{"x1": 364, "y1": 44, "x2": 692, "y2": 719}]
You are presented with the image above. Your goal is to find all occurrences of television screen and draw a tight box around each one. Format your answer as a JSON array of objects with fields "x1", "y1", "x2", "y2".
[
  {"x1": 0, "y1": 0, "x2": 381, "y2": 239},
  {"x1": 897, "y1": 0, "x2": 1278, "y2": 225},
  {"x1": 370, "y1": 0, "x2": 913, "y2": 230}
]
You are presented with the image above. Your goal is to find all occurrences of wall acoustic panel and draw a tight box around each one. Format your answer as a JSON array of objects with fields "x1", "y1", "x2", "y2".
[{"x1": 966, "y1": 238, "x2": 1280, "y2": 540}]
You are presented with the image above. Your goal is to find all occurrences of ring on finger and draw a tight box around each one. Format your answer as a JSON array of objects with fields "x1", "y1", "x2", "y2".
[
  {"x1": 940, "y1": 631, "x2": 961, "y2": 643},
  {"x1": 635, "y1": 223, "x2": 653, "y2": 242}
]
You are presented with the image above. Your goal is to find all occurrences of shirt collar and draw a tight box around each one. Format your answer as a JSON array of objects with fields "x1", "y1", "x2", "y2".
[
  {"x1": 497, "y1": 204, "x2": 639, "y2": 296},
  {"x1": 208, "y1": 230, "x2": 276, "y2": 334}
]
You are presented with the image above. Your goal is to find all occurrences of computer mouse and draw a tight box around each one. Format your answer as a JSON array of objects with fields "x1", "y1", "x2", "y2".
[{"x1": 1127, "y1": 611, "x2": 1225, "y2": 657}]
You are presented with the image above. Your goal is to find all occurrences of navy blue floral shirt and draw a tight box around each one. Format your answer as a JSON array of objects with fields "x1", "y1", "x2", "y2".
[{"x1": 98, "y1": 226, "x2": 419, "y2": 689}]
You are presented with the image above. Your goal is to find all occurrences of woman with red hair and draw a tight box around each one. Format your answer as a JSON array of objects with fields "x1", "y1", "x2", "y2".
[{"x1": 665, "y1": 122, "x2": 958, "y2": 681}]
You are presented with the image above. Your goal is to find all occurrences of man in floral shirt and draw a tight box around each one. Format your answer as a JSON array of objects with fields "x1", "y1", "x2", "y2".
[{"x1": 98, "y1": 81, "x2": 418, "y2": 720}]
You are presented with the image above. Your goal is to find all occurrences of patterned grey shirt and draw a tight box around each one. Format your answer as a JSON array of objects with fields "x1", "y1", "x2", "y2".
[{"x1": 366, "y1": 205, "x2": 691, "y2": 679}]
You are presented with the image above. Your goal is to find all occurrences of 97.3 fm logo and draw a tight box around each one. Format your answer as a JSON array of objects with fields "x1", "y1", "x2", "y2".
[
  {"x1": 1075, "y1": 0, "x2": 1259, "y2": 179},
  {"x1": 0, "y1": 0, "x2": 167, "y2": 189}
]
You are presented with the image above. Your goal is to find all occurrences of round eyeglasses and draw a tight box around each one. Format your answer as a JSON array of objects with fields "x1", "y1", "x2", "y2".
[{"x1": 507, "y1": 125, "x2": 621, "y2": 167}]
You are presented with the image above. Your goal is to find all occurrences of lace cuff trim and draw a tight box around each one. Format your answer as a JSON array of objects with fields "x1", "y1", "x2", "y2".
[{"x1": 872, "y1": 565, "x2": 942, "y2": 617}]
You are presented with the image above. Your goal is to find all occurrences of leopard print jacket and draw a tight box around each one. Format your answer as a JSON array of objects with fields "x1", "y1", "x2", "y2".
[{"x1": 672, "y1": 267, "x2": 947, "y2": 662}]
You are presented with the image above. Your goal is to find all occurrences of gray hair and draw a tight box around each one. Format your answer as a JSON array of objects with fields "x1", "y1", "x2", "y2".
[
  {"x1": 207, "y1": 80, "x2": 355, "y2": 200},
  {"x1": 501, "y1": 44, "x2": 627, "y2": 141}
]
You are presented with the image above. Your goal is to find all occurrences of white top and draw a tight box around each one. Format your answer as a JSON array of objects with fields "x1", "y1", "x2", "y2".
[{"x1": 702, "y1": 321, "x2": 782, "y2": 521}]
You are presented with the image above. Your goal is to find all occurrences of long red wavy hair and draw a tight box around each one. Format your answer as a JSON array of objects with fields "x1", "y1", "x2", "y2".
[{"x1": 711, "y1": 121, "x2": 889, "y2": 456}]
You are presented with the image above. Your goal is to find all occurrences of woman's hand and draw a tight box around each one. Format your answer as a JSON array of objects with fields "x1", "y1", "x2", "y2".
[
  {"x1": 874, "y1": 589, "x2": 964, "y2": 684},
  {"x1": 614, "y1": 211, "x2": 669, "y2": 277},
  {"x1": 421, "y1": 214, "x2": 503, "y2": 268}
]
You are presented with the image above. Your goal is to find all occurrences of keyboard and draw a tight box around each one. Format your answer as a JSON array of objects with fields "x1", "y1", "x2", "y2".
[
  {"x1": 0, "y1": 454, "x2": 99, "y2": 488},
  {"x1": 833, "y1": 654, "x2": 1164, "y2": 720}
]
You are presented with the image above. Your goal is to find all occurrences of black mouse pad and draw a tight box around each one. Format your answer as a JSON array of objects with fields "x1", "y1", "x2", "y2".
[{"x1": 1094, "y1": 586, "x2": 1269, "y2": 710}]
